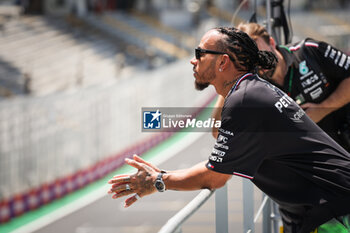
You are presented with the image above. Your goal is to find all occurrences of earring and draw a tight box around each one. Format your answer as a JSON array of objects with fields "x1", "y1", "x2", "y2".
[{"x1": 219, "y1": 68, "x2": 222, "y2": 72}]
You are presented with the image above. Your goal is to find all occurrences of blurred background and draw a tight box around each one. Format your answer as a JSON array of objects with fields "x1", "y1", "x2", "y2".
[{"x1": 0, "y1": 0, "x2": 349, "y2": 232}]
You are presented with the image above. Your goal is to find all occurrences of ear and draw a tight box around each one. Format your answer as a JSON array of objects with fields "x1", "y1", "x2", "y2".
[{"x1": 219, "y1": 54, "x2": 231, "y2": 71}]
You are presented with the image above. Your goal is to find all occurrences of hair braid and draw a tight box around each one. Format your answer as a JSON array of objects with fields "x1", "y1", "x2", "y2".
[{"x1": 215, "y1": 27, "x2": 277, "y2": 73}]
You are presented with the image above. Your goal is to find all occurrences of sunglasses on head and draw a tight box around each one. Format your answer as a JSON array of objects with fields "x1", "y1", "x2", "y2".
[{"x1": 195, "y1": 48, "x2": 235, "y2": 61}]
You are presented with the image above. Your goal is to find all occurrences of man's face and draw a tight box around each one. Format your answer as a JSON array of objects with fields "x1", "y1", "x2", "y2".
[{"x1": 190, "y1": 30, "x2": 221, "y2": 91}]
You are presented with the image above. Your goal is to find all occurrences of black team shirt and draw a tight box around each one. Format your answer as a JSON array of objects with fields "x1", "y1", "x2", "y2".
[
  {"x1": 207, "y1": 73, "x2": 350, "y2": 223},
  {"x1": 279, "y1": 39, "x2": 350, "y2": 150}
]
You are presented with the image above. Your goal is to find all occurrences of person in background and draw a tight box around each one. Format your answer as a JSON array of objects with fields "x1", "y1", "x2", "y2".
[
  {"x1": 108, "y1": 26, "x2": 350, "y2": 233},
  {"x1": 212, "y1": 23, "x2": 350, "y2": 153}
]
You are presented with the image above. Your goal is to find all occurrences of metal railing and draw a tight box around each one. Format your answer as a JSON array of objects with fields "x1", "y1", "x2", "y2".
[
  {"x1": 243, "y1": 180, "x2": 281, "y2": 233},
  {"x1": 158, "y1": 189, "x2": 214, "y2": 233},
  {"x1": 159, "y1": 179, "x2": 281, "y2": 233}
]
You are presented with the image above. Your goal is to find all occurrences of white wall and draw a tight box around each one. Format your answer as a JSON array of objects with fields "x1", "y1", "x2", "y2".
[{"x1": 0, "y1": 58, "x2": 216, "y2": 199}]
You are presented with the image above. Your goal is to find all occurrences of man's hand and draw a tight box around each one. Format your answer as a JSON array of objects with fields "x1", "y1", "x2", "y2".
[
  {"x1": 301, "y1": 103, "x2": 333, "y2": 123},
  {"x1": 300, "y1": 78, "x2": 350, "y2": 123},
  {"x1": 108, "y1": 154, "x2": 159, "y2": 208}
]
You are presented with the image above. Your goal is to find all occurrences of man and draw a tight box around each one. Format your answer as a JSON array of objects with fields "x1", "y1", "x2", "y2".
[
  {"x1": 212, "y1": 23, "x2": 350, "y2": 152},
  {"x1": 108, "y1": 27, "x2": 350, "y2": 233}
]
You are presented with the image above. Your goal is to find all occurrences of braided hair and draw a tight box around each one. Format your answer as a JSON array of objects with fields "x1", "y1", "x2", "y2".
[{"x1": 215, "y1": 27, "x2": 277, "y2": 73}]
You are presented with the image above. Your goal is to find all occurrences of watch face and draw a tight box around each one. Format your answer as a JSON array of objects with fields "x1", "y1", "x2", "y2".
[{"x1": 155, "y1": 181, "x2": 165, "y2": 192}]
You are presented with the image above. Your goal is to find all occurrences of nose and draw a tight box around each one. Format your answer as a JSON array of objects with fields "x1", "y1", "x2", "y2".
[{"x1": 190, "y1": 57, "x2": 197, "y2": 65}]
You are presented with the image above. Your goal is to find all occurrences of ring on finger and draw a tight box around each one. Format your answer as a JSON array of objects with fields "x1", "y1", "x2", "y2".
[
  {"x1": 134, "y1": 194, "x2": 141, "y2": 200},
  {"x1": 126, "y1": 184, "x2": 131, "y2": 191}
]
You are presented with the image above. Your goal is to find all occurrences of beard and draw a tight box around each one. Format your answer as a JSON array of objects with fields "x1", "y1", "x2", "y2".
[
  {"x1": 194, "y1": 81, "x2": 210, "y2": 91},
  {"x1": 193, "y1": 60, "x2": 216, "y2": 91}
]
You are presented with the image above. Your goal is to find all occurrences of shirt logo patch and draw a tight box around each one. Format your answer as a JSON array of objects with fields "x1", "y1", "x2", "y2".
[
  {"x1": 218, "y1": 128, "x2": 234, "y2": 136},
  {"x1": 310, "y1": 87, "x2": 323, "y2": 100},
  {"x1": 299, "y1": 60, "x2": 309, "y2": 75},
  {"x1": 212, "y1": 148, "x2": 226, "y2": 157},
  {"x1": 289, "y1": 108, "x2": 305, "y2": 123},
  {"x1": 207, "y1": 163, "x2": 215, "y2": 169},
  {"x1": 217, "y1": 135, "x2": 228, "y2": 144},
  {"x1": 274, "y1": 93, "x2": 293, "y2": 113},
  {"x1": 209, "y1": 155, "x2": 223, "y2": 163}
]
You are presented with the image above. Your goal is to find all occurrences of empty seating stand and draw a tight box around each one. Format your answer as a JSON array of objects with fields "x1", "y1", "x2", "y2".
[
  {"x1": 0, "y1": 13, "x2": 136, "y2": 96},
  {"x1": 0, "y1": 8, "x2": 197, "y2": 97}
]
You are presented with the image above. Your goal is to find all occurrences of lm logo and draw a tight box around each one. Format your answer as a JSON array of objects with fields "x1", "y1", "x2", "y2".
[{"x1": 143, "y1": 110, "x2": 162, "y2": 129}]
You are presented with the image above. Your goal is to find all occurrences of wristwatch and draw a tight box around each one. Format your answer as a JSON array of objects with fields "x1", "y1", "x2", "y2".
[{"x1": 154, "y1": 170, "x2": 167, "y2": 192}]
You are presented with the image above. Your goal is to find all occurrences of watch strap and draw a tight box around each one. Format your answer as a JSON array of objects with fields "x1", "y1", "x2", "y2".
[{"x1": 157, "y1": 172, "x2": 163, "y2": 181}]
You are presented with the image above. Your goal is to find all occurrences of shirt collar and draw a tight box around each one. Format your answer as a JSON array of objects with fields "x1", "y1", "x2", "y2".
[{"x1": 277, "y1": 45, "x2": 295, "y2": 68}]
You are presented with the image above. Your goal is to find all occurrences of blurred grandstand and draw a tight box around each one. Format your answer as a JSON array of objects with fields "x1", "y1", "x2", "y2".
[
  {"x1": 0, "y1": 0, "x2": 349, "y2": 231},
  {"x1": 0, "y1": 0, "x2": 349, "y2": 97},
  {"x1": 0, "y1": 1, "x2": 198, "y2": 97}
]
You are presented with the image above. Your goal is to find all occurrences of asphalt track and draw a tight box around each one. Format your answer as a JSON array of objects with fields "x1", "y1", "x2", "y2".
[{"x1": 4, "y1": 131, "x2": 263, "y2": 233}]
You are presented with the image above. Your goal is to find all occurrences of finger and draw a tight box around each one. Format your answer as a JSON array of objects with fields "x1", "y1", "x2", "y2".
[
  {"x1": 109, "y1": 183, "x2": 132, "y2": 193},
  {"x1": 108, "y1": 182, "x2": 128, "y2": 193},
  {"x1": 111, "y1": 182, "x2": 129, "y2": 189},
  {"x1": 111, "y1": 190, "x2": 134, "y2": 199},
  {"x1": 124, "y1": 194, "x2": 140, "y2": 208},
  {"x1": 112, "y1": 174, "x2": 130, "y2": 179},
  {"x1": 300, "y1": 103, "x2": 311, "y2": 109},
  {"x1": 108, "y1": 175, "x2": 131, "y2": 184},
  {"x1": 108, "y1": 178, "x2": 130, "y2": 185},
  {"x1": 125, "y1": 158, "x2": 145, "y2": 170},
  {"x1": 133, "y1": 154, "x2": 160, "y2": 172}
]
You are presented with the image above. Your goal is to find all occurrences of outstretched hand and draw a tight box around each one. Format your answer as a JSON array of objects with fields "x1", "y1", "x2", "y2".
[{"x1": 108, "y1": 154, "x2": 159, "y2": 207}]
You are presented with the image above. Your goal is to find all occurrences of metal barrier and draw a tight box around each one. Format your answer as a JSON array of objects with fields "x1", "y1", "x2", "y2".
[
  {"x1": 159, "y1": 180, "x2": 281, "y2": 233},
  {"x1": 243, "y1": 180, "x2": 281, "y2": 233},
  {"x1": 158, "y1": 189, "x2": 214, "y2": 233}
]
